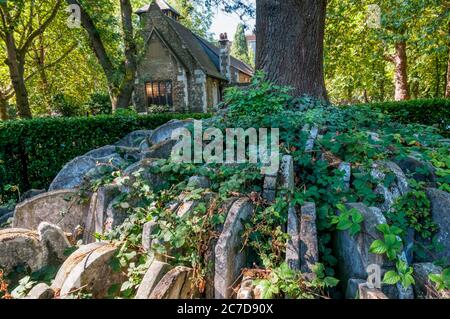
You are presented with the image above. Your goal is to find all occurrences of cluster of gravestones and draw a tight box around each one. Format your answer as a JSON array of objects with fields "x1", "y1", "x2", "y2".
[{"x1": 1, "y1": 119, "x2": 449, "y2": 299}]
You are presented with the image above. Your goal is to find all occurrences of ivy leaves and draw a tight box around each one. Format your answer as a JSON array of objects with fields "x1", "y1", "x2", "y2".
[
  {"x1": 383, "y1": 260, "x2": 415, "y2": 289},
  {"x1": 331, "y1": 204, "x2": 364, "y2": 236},
  {"x1": 429, "y1": 268, "x2": 450, "y2": 291},
  {"x1": 369, "y1": 224, "x2": 403, "y2": 260}
]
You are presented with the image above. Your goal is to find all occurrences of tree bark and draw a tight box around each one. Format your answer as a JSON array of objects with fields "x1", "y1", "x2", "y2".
[
  {"x1": 255, "y1": 0, "x2": 328, "y2": 101},
  {"x1": 386, "y1": 41, "x2": 410, "y2": 101},
  {"x1": 446, "y1": 22, "x2": 450, "y2": 98},
  {"x1": 0, "y1": 93, "x2": 9, "y2": 121},
  {"x1": 65, "y1": 0, "x2": 137, "y2": 111},
  {"x1": 4, "y1": 32, "x2": 32, "y2": 118}
]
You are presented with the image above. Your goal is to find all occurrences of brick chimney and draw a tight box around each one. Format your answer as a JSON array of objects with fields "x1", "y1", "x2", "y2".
[{"x1": 219, "y1": 33, "x2": 231, "y2": 82}]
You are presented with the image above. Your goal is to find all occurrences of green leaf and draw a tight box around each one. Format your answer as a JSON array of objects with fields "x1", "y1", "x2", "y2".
[
  {"x1": 369, "y1": 239, "x2": 387, "y2": 254},
  {"x1": 336, "y1": 218, "x2": 353, "y2": 230},
  {"x1": 383, "y1": 271, "x2": 401, "y2": 285},
  {"x1": 323, "y1": 276, "x2": 339, "y2": 287}
]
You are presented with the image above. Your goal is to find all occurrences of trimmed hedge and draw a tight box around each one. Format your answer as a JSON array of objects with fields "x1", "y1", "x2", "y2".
[
  {"x1": 0, "y1": 113, "x2": 210, "y2": 202},
  {"x1": 356, "y1": 98, "x2": 450, "y2": 137}
]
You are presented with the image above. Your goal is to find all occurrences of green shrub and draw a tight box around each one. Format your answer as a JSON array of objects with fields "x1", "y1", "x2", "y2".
[
  {"x1": 0, "y1": 113, "x2": 210, "y2": 202},
  {"x1": 84, "y1": 92, "x2": 112, "y2": 115},
  {"x1": 51, "y1": 93, "x2": 82, "y2": 117},
  {"x1": 355, "y1": 99, "x2": 450, "y2": 137}
]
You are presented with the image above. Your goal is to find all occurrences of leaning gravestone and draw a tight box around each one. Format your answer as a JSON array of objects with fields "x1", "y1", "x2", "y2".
[
  {"x1": 84, "y1": 184, "x2": 120, "y2": 241},
  {"x1": 148, "y1": 119, "x2": 193, "y2": 145},
  {"x1": 48, "y1": 156, "x2": 98, "y2": 191},
  {"x1": 13, "y1": 189, "x2": 90, "y2": 236},
  {"x1": 299, "y1": 202, "x2": 319, "y2": 274},
  {"x1": 214, "y1": 198, "x2": 254, "y2": 299},
  {"x1": 55, "y1": 242, "x2": 126, "y2": 298},
  {"x1": 0, "y1": 223, "x2": 71, "y2": 273},
  {"x1": 425, "y1": 188, "x2": 450, "y2": 263},
  {"x1": 135, "y1": 260, "x2": 172, "y2": 299},
  {"x1": 334, "y1": 203, "x2": 390, "y2": 292},
  {"x1": 116, "y1": 130, "x2": 153, "y2": 148},
  {"x1": 149, "y1": 266, "x2": 197, "y2": 299}
]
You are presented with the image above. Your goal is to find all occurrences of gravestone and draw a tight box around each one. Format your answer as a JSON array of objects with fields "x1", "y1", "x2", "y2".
[
  {"x1": 300, "y1": 202, "x2": 319, "y2": 273},
  {"x1": 13, "y1": 189, "x2": 90, "y2": 236},
  {"x1": 135, "y1": 260, "x2": 172, "y2": 299},
  {"x1": 149, "y1": 266, "x2": 196, "y2": 299},
  {"x1": 214, "y1": 198, "x2": 254, "y2": 299}
]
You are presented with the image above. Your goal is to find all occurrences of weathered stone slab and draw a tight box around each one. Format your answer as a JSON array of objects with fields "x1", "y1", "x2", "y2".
[
  {"x1": 13, "y1": 189, "x2": 90, "y2": 235},
  {"x1": 338, "y1": 162, "x2": 351, "y2": 190},
  {"x1": 279, "y1": 155, "x2": 294, "y2": 191},
  {"x1": 300, "y1": 202, "x2": 319, "y2": 273},
  {"x1": 52, "y1": 242, "x2": 105, "y2": 290},
  {"x1": 396, "y1": 155, "x2": 436, "y2": 186},
  {"x1": 188, "y1": 176, "x2": 211, "y2": 189},
  {"x1": 84, "y1": 145, "x2": 118, "y2": 159},
  {"x1": 58, "y1": 243, "x2": 125, "y2": 298},
  {"x1": 148, "y1": 119, "x2": 193, "y2": 145},
  {"x1": 371, "y1": 161, "x2": 409, "y2": 212},
  {"x1": 103, "y1": 196, "x2": 131, "y2": 234},
  {"x1": 142, "y1": 221, "x2": 158, "y2": 252},
  {"x1": 84, "y1": 185, "x2": 120, "y2": 242},
  {"x1": 149, "y1": 266, "x2": 196, "y2": 299},
  {"x1": 37, "y1": 222, "x2": 71, "y2": 265},
  {"x1": 305, "y1": 126, "x2": 319, "y2": 152},
  {"x1": 135, "y1": 260, "x2": 172, "y2": 299},
  {"x1": 358, "y1": 283, "x2": 389, "y2": 299},
  {"x1": 413, "y1": 262, "x2": 450, "y2": 299},
  {"x1": 0, "y1": 228, "x2": 46, "y2": 273},
  {"x1": 116, "y1": 130, "x2": 153, "y2": 148},
  {"x1": 19, "y1": 189, "x2": 46, "y2": 202},
  {"x1": 335, "y1": 203, "x2": 390, "y2": 293},
  {"x1": 141, "y1": 139, "x2": 177, "y2": 160},
  {"x1": 262, "y1": 174, "x2": 277, "y2": 202},
  {"x1": 26, "y1": 283, "x2": 54, "y2": 299},
  {"x1": 123, "y1": 158, "x2": 164, "y2": 188},
  {"x1": 286, "y1": 205, "x2": 300, "y2": 271},
  {"x1": 425, "y1": 188, "x2": 450, "y2": 263},
  {"x1": 49, "y1": 156, "x2": 97, "y2": 191},
  {"x1": 215, "y1": 198, "x2": 254, "y2": 299}
]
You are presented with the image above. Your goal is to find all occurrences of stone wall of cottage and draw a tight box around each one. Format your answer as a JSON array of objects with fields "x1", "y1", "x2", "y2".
[
  {"x1": 134, "y1": 35, "x2": 187, "y2": 113},
  {"x1": 134, "y1": 3, "x2": 209, "y2": 113}
]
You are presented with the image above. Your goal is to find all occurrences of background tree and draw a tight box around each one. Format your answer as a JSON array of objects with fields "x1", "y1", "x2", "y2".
[
  {"x1": 0, "y1": 0, "x2": 62, "y2": 118},
  {"x1": 231, "y1": 23, "x2": 250, "y2": 64},
  {"x1": 255, "y1": 0, "x2": 328, "y2": 100}
]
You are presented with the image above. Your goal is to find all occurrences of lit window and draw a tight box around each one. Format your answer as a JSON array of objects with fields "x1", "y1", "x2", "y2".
[{"x1": 145, "y1": 81, "x2": 173, "y2": 106}]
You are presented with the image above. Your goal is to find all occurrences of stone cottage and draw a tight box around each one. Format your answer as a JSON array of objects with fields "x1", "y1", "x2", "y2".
[{"x1": 133, "y1": 0, "x2": 254, "y2": 113}]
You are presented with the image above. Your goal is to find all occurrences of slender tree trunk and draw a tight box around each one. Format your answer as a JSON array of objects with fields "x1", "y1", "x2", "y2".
[
  {"x1": 4, "y1": 32, "x2": 32, "y2": 118},
  {"x1": 114, "y1": 0, "x2": 138, "y2": 110},
  {"x1": 0, "y1": 93, "x2": 9, "y2": 121},
  {"x1": 446, "y1": 22, "x2": 450, "y2": 98},
  {"x1": 255, "y1": 0, "x2": 328, "y2": 101},
  {"x1": 65, "y1": 0, "x2": 137, "y2": 111},
  {"x1": 392, "y1": 41, "x2": 410, "y2": 101}
]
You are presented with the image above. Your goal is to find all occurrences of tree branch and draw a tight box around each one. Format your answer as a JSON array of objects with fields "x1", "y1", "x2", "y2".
[
  {"x1": 65, "y1": 0, "x2": 116, "y2": 86},
  {"x1": 19, "y1": 0, "x2": 62, "y2": 55}
]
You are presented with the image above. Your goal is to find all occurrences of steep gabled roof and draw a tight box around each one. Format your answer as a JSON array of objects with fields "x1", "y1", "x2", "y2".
[
  {"x1": 136, "y1": 0, "x2": 180, "y2": 16},
  {"x1": 138, "y1": 1, "x2": 254, "y2": 79}
]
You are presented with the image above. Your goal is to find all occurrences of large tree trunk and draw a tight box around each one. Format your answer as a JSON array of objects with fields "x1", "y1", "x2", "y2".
[
  {"x1": 255, "y1": 0, "x2": 328, "y2": 101},
  {"x1": 391, "y1": 42, "x2": 410, "y2": 101},
  {"x1": 4, "y1": 32, "x2": 32, "y2": 118}
]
